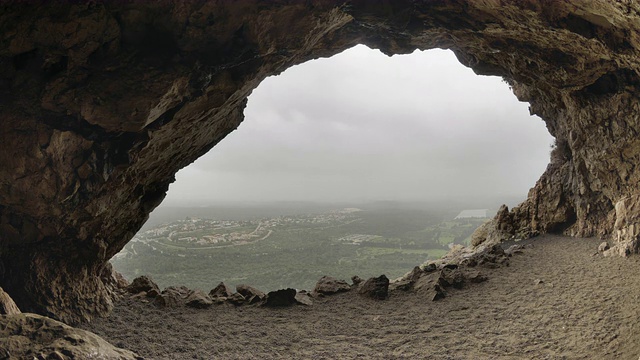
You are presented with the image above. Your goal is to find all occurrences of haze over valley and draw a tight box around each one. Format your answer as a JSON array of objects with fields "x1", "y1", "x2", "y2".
[{"x1": 112, "y1": 46, "x2": 553, "y2": 292}]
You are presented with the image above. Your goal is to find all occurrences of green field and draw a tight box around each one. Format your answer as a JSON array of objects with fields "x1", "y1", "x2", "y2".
[{"x1": 111, "y1": 206, "x2": 486, "y2": 292}]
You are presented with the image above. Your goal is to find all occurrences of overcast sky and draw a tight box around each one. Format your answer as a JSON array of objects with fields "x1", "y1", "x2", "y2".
[{"x1": 163, "y1": 45, "x2": 553, "y2": 206}]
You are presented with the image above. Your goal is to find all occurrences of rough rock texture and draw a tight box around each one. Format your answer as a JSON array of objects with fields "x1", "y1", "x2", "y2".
[
  {"x1": 154, "y1": 286, "x2": 190, "y2": 308},
  {"x1": 313, "y1": 276, "x2": 352, "y2": 296},
  {"x1": 2, "y1": 1, "x2": 640, "y2": 322},
  {"x1": 209, "y1": 282, "x2": 234, "y2": 298},
  {"x1": 358, "y1": 275, "x2": 390, "y2": 300},
  {"x1": 0, "y1": 286, "x2": 20, "y2": 316},
  {"x1": 0, "y1": 313, "x2": 141, "y2": 359},
  {"x1": 264, "y1": 288, "x2": 298, "y2": 307},
  {"x1": 126, "y1": 275, "x2": 159, "y2": 295},
  {"x1": 236, "y1": 284, "x2": 266, "y2": 304},
  {"x1": 185, "y1": 289, "x2": 213, "y2": 309}
]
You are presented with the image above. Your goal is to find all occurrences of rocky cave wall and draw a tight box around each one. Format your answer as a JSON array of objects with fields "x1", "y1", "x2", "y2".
[{"x1": 1, "y1": 0, "x2": 640, "y2": 323}]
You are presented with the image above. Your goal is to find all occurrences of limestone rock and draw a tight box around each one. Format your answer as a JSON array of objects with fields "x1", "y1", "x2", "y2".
[
  {"x1": 471, "y1": 206, "x2": 516, "y2": 247},
  {"x1": 598, "y1": 241, "x2": 610, "y2": 253},
  {"x1": 0, "y1": 287, "x2": 20, "y2": 315},
  {"x1": 264, "y1": 288, "x2": 297, "y2": 307},
  {"x1": 209, "y1": 282, "x2": 234, "y2": 298},
  {"x1": 227, "y1": 293, "x2": 246, "y2": 306},
  {"x1": 0, "y1": 313, "x2": 141, "y2": 359},
  {"x1": 294, "y1": 291, "x2": 313, "y2": 306},
  {"x1": 127, "y1": 275, "x2": 160, "y2": 295},
  {"x1": 3, "y1": 0, "x2": 640, "y2": 321},
  {"x1": 313, "y1": 276, "x2": 351, "y2": 296},
  {"x1": 114, "y1": 271, "x2": 130, "y2": 290},
  {"x1": 236, "y1": 284, "x2": 266, "y2": 304},
  {"x1": 154, "y1": 286, "x2": 190, "y2": 308},
  {"x1": 185, "y1": 289, "x2": 213, "y2": 309},
  {"x1": 358, "y1": 275, "x2": 389, "y2": 300}
]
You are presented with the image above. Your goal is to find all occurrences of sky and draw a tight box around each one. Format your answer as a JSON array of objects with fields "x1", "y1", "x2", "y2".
[{"x1": 162, "y1": 45, "x2": 554, "y2": 206}]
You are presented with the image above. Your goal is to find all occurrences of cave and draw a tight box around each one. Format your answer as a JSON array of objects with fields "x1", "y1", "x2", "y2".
[{"x1": 1, "y1": 1, "x2": 640, "y2": 324}]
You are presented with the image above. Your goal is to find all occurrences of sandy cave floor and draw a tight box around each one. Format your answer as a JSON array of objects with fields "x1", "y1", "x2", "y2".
[{"x1": 82, "y1": 235, "x2": 640, "y2": 359}]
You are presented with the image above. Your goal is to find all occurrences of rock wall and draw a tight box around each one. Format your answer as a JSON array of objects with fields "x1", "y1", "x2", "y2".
[{"x1": 1, "y1": 0, "x2": 640, "y2": 322}]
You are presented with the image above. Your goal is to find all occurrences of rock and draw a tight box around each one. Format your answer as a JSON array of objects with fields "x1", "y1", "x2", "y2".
[
  {"x1": 391, "y1": 266, "x2": 426, "y2": 292},
  {"x1": 598, "y1": 241, "x2": 610, "y2": 252},
  {"x1": 405, "y1": 266, "x2": 425, "y2": 283},
  {"x1": 358, "y1": 275, "x2": 389, "y2": 300},
  {"x1": 294, "y1": 291, "x2": 313, "y2": 306},
  {"x1": 186, "y1": 289, "x2": 213, "y2": 309},
  {"x1": 534, "y1": 279, "x2": 544, "y2": 285},
  {"x1": 147, "y1": 288, "x2": 160, "y2": 298},
  {"x1": 471, "y1": 221, "x2": 490, "y2": 247},
  {"x1": 209, "y1": 282, "x2": 234, "y2": 298},
  {"x1": 227, "y1": 293, "x2": 246, "y2": 306},
  {"x1": 114, "y1": 271, "x2": 130, "y2": 289},
  {"x1": 431, "y1": 284, "x2": 447, "y2": 301},
  {"x1": 236, "y1": 284, "x2": 266, "y2": 304},
  {"x1": 264, "y1": 288, "x2": 297, "y2": 307},
  {"x1": 313, "y1": 276, "x2": 351, "y2": 295},
  {"x1": 130, "y1": 291, "x2": 147, "y2": 299},
  {"x1": 389, "y1": 280, "x2": 414, "y2": 292},
  {"x1": 0, "y1": 287, "x2": 20, "y2": 315},
  {"x1": 422, "y1": 263, "x2": 437, "y2": 273},
  {"x1": 4, "y1": 0, "x2": 640, "y2": 321},
  {"x1": 464, "y1": 270, "x2": 488, "y2": 284},
  {"x1": 0, "y1": 313, "x2": 142, "y2": 359},
  {"x1": 351, "y1": 275, "x2": 363, "y2": 286},
  {"x1": 439, "y1": 268, "x2": 465, "y2": 289},
  {"x1": 127, "y1": 275, "x2": 160, "y2": 295},
  {"x1": 154, "y1": 286, "x2": 190, "y2": 308}
]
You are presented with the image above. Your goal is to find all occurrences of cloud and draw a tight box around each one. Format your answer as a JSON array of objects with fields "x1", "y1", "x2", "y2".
[{"x1": 165, "y1": 45, "x2": 553, "y2": 204}]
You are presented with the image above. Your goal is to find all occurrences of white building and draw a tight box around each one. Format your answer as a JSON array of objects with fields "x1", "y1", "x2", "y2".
[{"x1": 454, "y1": 209, "x2": 489, "y2": 219}]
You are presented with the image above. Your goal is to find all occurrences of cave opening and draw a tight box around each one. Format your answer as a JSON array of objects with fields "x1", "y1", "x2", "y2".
[{"x1": 110, "y1": 45, "x2": 553, "y2": 293}]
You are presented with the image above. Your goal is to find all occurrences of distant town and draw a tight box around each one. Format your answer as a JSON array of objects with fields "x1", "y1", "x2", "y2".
[{"x1": 115, "y1": 208, "x2": 365, "y2": 258}]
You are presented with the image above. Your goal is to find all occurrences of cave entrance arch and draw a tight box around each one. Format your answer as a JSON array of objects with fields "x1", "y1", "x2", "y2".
[
  {"x1": 111, "y1": 45, "x2": 553, "y2": 292},
  {"x1": 1, "y1": 1, "x2": 636, "y2": 324}
]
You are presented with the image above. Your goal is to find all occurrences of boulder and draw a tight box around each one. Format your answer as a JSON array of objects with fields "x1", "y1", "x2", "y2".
[
  {"x1": 358, "y1": 275, "x2": 389, "y2": 300},
  {"x1": 294, "y1": 291, "x2": 313, "y2": 306},
  {"x1": 186, "y1": 289, "x2": 214, "y2": 309},
  {"x1": 264, "y1": 288, "x2": 297, "y2": 307},
  {"x1": 351, "y1": 275, "x2": 363, "y2": 286},
  {"x1": 313, "y1": 276, "x2": 351, "y2": 295},
  {"x1": 0, "y1": 287, "x2": 20, "y2": 315},
  {"x1": 209, "y1": 282, "x2": 234, "y2": 298},
  {"x1": 236, "y1": 284, "x2": 266, "y2": 304},
  {"x1": 154, "y1": 286, "x2": 190, "y2": 307},
  {"x1": 127, "y1": 275, "x2": 160, "y2": 295},
  {"x1": 0, "y1": 313, "x2": 141, "y2": 359},
  {"x1": 227, "y1": 293, "x2": 246, "y2": 306}
]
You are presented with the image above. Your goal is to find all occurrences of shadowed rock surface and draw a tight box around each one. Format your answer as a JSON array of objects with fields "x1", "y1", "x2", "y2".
[
  {"x1": 2, "y1": 1, "x2": 640, "y2": 323},
  {"x1": 0, "y1": 287, "x2": 20, "y2": 316},
  {"x1": 0, "y1": 313, "x2": 142, "y2": 359}
]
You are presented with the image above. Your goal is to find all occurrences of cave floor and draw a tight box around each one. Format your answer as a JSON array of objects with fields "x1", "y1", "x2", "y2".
[{"x1": 83, "y1": 235, "x2": 640, "y2": 359}]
